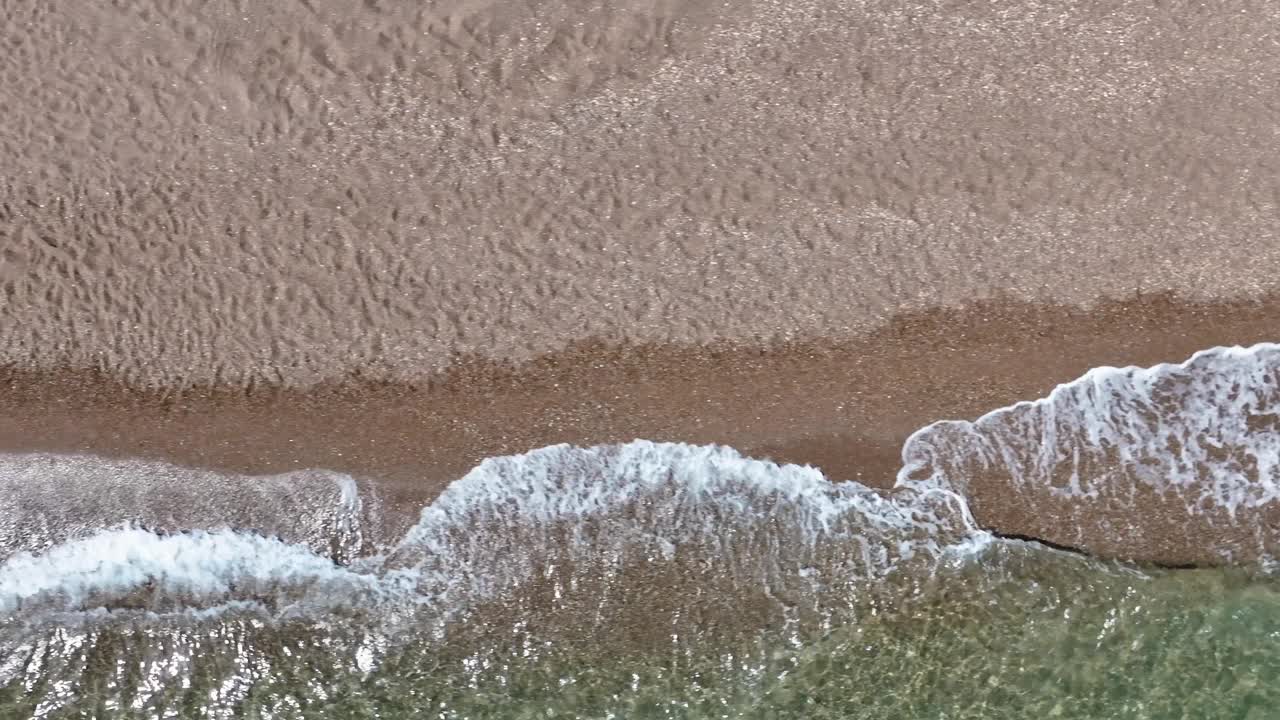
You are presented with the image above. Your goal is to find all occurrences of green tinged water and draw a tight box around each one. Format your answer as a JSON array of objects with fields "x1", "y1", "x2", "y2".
[{"x1": 5, "y1": 543, "x2": 1279, "y2": 719}]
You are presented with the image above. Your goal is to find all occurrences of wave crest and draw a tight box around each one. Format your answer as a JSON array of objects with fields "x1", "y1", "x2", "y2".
[
  {"x1": 0, "y1": 442, "x2": 985, "y2": 623},
  {"x1": 389, "y1": 441, "x2": 983, "y2": 610},
  {"x1": 0, "y1": 454, "x2": 376, "y2": 564},
  {"x1": 898, "y1": 343, "x2": 1280, "y2": 563},
  {"x1": 0, "y1": 527, "x2": 385, "y2": 616}
]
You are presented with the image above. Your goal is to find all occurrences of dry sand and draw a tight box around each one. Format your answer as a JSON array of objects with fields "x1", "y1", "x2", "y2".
[
  {"x1": 3, "y1": 0, "x2": 1280, "y2": 388},
  {"x1": 3, "y1": 1, "x2": 1280, "y2": 564}
]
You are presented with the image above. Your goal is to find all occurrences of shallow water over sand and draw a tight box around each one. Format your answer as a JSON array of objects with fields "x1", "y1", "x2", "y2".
[
  {"x1": 5, "y1": 544, "x2": 1278, "y2": 719},
  {"x1": 7, "y1": 345, "x2": 1280, "y2": 718}
]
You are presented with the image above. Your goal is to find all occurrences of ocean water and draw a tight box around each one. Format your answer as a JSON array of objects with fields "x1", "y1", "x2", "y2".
[{"x1": 5, "y1": 345, "x2": 1280, "y2": 718}]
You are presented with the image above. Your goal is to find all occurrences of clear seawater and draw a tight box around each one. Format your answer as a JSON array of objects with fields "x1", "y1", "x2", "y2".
[{"x1": 5, "y1": 545, "x2": 1278, "y2": 719}]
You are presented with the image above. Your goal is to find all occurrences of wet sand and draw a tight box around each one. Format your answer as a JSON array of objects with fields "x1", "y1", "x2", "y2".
[
  {"x1": 1, "y1": 292, "x2": 1276, "y2": 563},
  {"x1": 5, "y1": 1, "x2": 1280, "y2": 565}
]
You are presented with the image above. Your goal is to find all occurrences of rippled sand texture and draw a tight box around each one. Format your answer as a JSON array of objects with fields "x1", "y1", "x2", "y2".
[{"x1": 1, "y1": 0, "x2": 1279, "y2": 387}]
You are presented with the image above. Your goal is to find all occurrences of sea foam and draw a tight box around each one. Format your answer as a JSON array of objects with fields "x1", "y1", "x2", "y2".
[
  {"x1": 8, "y1": 342, "x2": 1280, "y2": 619},
  {"x1": 0, "y1": 528, "x2": 385, "y2": 616},
  {"x1": 387, "y1": 441, "x2": 984, "y2": 610},
  {"x1": 898, "y1": 343, "x2": 1280, "y2": 562},
  {"x1": 0, "y1": 442, "x2": 984, "y2": 622},
  {"x1": 0, "y1": 454, "x2": 375, "y2": 564}
]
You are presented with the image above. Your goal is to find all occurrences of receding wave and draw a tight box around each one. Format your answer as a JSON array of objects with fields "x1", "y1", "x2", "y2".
[
  {"x1": 7, "y1": 344, "x2": 1280, "y2": 621},
  {"x1": 387, "y1": 442, "x2": 984, "y2": 614},
  {"x1": 898, "y1": 343, "x2": 1280, "y2": 564},
  {"x1": 0, "y1": 442, "x2": 985, "y2": 625},
  {"x1": 0, "y1": 454, "x2": 377, "y2": 564},
  {"x1": 0, "y1": 528, "x2": 386, "y2": 617},
  {"x1": 0, "y1": 443, "x2": 988, "y2": 715},
  {"x1": 6, "y1": 343, "x2": 1280, "y2": 717}
]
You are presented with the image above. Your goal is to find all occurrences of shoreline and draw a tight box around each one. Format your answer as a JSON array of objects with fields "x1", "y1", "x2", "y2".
[{"x1": 3, "y1": 292, "x2": 1278, "y2": 563}]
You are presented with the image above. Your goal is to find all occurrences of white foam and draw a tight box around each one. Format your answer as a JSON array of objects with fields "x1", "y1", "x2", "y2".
[
  {"x1": 0, "y1": 441, "x2": 987, "y2": 621},
  {"x1": 0, "y1": 454, "x2": 377, "y2": 563},
  {"x1": 388, "y1": 441, "x2": 984, "y2": 608},
  {"x1": 898, "y1": 343, "x2": 1280, "y2": 517},
  {"x1": 0, "y1": 527, "x2": 384, "y2": 616}
]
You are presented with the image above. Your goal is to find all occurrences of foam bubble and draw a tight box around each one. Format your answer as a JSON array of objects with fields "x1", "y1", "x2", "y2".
[
  {"x1": 0, "y1": 454, "x2": 378, "y2": 563},
  {"x1": 0, "y1": 441, "x2": 986, "y2": 621},
  {"x1": 897, "y1": 343, "x2": 1280, "y2": 562},
  {"x1": 388, "y1": 441, "x2": 984, "y2": 609},
  {"x1": 899, "y1": 343, "x2": 1280, "y2": 508},
  {"x1": 0, "y1": 527, "x2": 385, "y2": 616}
]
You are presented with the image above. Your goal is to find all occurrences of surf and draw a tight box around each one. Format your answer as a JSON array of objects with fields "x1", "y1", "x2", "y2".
[{"x1": 7, "y1": 343, "x2": 1280, "y2": 717}]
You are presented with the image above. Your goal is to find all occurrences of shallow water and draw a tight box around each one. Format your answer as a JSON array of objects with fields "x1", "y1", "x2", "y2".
[
  {"x1": 6, "y1": 345, "x2": 1280, "y2": 718},
  {"x1": 4, "y1": 545, "x2": 1278, "y2": 719}
]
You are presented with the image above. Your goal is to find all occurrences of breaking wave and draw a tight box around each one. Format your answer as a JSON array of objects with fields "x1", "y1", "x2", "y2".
[
  {"x1": 0, "y1": 443, "x2": 990, "y2": 712},
  {"x1": 5, "y1": 342, "x2": 1280, "y2": 666},
  {"x1": 0, "y1": 443, "x2": 986, "y2": 625},
  {"x1": 0, "y1": 528, "x2": 387, "y2": 617},
  {"x1": 0, "y1": 455, "x2": 376, "y2": 564},
  {"x1": 899, "y1": 343, "x2": 1280, "y2": 564}
]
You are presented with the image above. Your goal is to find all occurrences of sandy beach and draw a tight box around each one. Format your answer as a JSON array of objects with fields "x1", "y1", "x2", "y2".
[
  {"x1": 4, "y1": 0, "x2": 1280, "y2": 565},
  {"x1": 4, "y1": 0, "x2": 1280, "y2": 387},
  {"x1": 1, "y1": 292, "x2": 1276, "y2": 564},
  {"x1": 9, "y1": 3, "x2": 1280, "y2": 715}
]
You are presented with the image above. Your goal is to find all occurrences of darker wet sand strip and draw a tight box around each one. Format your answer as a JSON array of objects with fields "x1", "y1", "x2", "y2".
[{"x1": 1, "y1": 292, "x2": 1277, "y2": 564}]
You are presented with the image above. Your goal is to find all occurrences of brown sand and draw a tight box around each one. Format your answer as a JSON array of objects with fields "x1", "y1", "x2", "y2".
[
  {"x1": 4, "y1": 0, "x2": 1280, "y2": 389},
  {"x1": 2, "y1": 293, "x2": 1277, "y2": 563}
]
